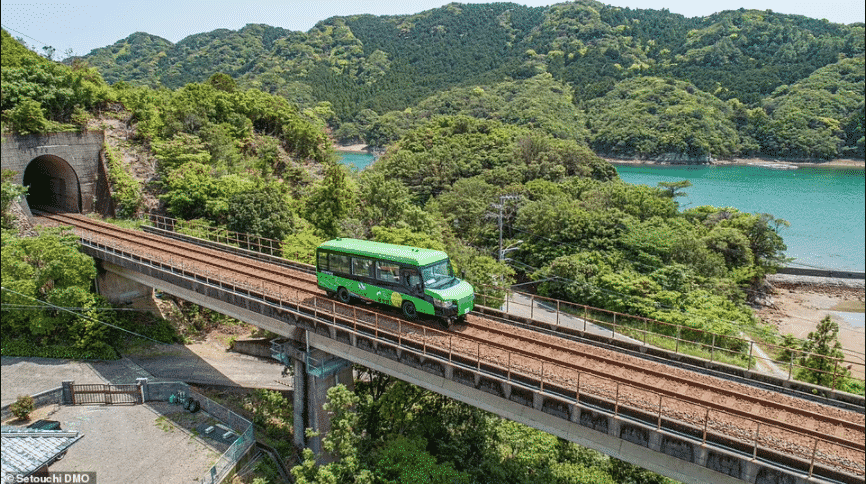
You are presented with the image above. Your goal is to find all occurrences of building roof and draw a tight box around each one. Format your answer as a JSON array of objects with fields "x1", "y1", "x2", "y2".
[
  {"x1": 318, "y1": 238, "x2": 449, "y2": 266},
  {"x1": 1, "y1": 426, "x2": 83, "y2": 480}
]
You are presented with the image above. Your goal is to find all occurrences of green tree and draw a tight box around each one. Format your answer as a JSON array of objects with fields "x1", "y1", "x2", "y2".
[
  {"x1": 291, "y1": 384, "x2": 373, "y2": 484},
  {"x1": 226, "y1": 184, "x2": 298, "y2": 242},
  {"x1": 657, "y1": 180, "x2": 692, "y2": 199},
  {"x1": 7, "y1": 98, "x2": 49, "y2": 135},
  {"x1": 152, "y1": 133, "x2": 212, "y2": 173},
  {"x1": 10, "y1": 395, "x2": 35, "y2": 420},
  {"x1": 159, "y1": 162, "x2": 219, "y2": 219},
  {"x1": 207, "y1": 72, "x2": 237, "y2": 93},
  {"x1": 798, "y1": 316, "x2": 850, "y2": 387},
  {"x1": 607, "y1": 458, "x2": 675, "y2": 484},
  {"x1": 370, "y1": 436, "x2": 469, "y2": 484},
  {"x1": 1, "y1": 227, "x2": 102, "y2": 349},
  {"x1": 370, "y1": 226, "x2": 444, "y2": 251},
  {"x1": 283, "y1": 229, "x2": 325, "y2": 264},
  {"x1": 305, "y1": 161, "x2": 357, "y2": 238}
]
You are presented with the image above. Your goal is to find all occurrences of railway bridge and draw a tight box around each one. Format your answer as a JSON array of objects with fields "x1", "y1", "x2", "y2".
[{"x1": 31, "y1": 212, "x2": 864, "y2": 484}]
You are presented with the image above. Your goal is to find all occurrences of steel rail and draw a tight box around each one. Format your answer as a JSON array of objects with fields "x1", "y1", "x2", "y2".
[
  {"x1": 68, "y1": 219, "x2": 865, "y2": 481},
  {"x1": 37, "y1": 213, "x2": 866, "y2": 454}
]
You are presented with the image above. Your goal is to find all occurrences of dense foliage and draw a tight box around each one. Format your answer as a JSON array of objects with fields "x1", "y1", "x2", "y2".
[
  {"x1": 55, "y1": 2, "x2": 865, "y2": 160},
  {"x1": 1, "y1": 30, "x2": 113, "y2": 133},
  {"x1": 1, "y1": 4, "x2": 861, "y2": 480},
  {"x1": 0, "y1": 227, "x2": 115, "y2": 358},
  {"x1": 585, "y1": 77, "x2": 741, "y2": 159},
  {"x1": 292, "y1": 379, "x2": 673, "y2": 484}
]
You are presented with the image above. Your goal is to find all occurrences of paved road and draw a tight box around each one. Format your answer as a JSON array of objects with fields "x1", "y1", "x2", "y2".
[
  {"x1": 2, "y1": 341, "x2": 291, "y2": 407},
  {"x1": 2, "y1": 342, "x2": 291, "y2": 484}
]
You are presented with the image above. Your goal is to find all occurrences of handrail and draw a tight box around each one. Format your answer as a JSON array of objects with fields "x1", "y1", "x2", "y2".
[
  {"x1": 140, "y1": 212, "x2": 865, "y2": 394},
  {"x1": 77, "y1": 230, "x2": 866, "y2": 481},
  {"x1": 474, "y1": 285, "x2": 865, "y2": 393}
]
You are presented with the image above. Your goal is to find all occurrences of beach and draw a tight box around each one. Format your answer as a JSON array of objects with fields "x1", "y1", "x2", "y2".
[
  {"x1": 603, "y1": 156, "x2": 865, "y2": 168},
  {"x1": 334, "y1": 142, "x2": 372, "y2": 154},
  {"x1": 760, "y1": 274, "x2": 865, "y2": 379}
]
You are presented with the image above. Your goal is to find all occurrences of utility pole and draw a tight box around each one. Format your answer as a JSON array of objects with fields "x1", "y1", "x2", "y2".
[{"x1": 496, "y1": 195, "x2": 521, "y2": 262}]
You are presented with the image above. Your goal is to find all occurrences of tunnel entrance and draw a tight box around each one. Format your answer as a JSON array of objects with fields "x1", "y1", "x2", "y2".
[{"x1": 23, "y1": 154, "x2": 81, "y2": 212}]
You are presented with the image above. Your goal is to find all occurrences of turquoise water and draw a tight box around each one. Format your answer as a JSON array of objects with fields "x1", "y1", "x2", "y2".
[
  {"x1": 615, "y1": 164, "x2": 865, "y2": 272},
  {"x1": 338, "y1": 152, "x2": 375, "y2": 171},
  {"x1": 337, "y1": 152, "x2": 865, "y2": 271}
]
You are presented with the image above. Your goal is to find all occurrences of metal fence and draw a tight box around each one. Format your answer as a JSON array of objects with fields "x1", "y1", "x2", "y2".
[
  {"x1": 477, "y1": 287, "x2": 866, "y2": 393},
  {"x1": 147, "y1": 213, "x2": 288, "y2": 258},
  {"x1": 70, "y1": 383, "x2": 142, "y2": 405},
  {"x1": 142, "y1": 211, "x2": 864, "y2": 391},
  {"x1": 78, "y1": 231, "x2": 866, "y2": 482},
  {"x1": 189, "y1": 389, "x2": 256, "y2": 484}
]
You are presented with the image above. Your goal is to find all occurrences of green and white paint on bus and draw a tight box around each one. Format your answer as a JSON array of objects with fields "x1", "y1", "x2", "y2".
[{"x1": 315, "y1": 238, "x2": 474, "y2": 326}]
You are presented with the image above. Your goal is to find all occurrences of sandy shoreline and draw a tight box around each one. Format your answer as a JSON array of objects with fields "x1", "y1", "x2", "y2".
[
  {"x1": 334, "y1": 143, "x2": 372, "y2": 154},
  {"x1": 759, "y1": 274, "x2": 865, "y2": 379},
  {"x1": 603, "y1": 156, "x2": 865, "y2": 168},
  {"x1": 335, "y1": 144, "x2": 864, "y2": 168}
]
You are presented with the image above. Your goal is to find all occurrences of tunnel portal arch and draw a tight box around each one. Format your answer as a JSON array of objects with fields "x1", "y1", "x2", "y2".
[
  {"x1": 1, "y1": 132, "x2": 105, "y2": 215},
  {"x1": 23, "y1": 154, "x2": 82, "y2": 212}
]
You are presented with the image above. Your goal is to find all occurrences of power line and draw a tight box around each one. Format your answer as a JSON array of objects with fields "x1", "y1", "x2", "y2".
[
  {"x1": 1, "y1": 305, "x2": 151, "y2": 311},
  {"x1": 1, "y1": 286, "x2": 168, "y2": 345},
  {"x1": 1, "y1": 24, "x2": 51, "y2": 48}
]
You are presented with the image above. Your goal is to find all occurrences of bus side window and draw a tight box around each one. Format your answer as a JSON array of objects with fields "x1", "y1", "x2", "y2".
[
  {"x1": 376, "y1": 261, "x2": 400, "y2": 283},
  {"x1": 317, "y1": 251, "x2": 329, "y2": 271},
  {"x1": 352, "y1": 257, "x2": 373, "y2": 278},
  {"x1": 331, "y1": 254, "x2": 351, "y2": 274}
]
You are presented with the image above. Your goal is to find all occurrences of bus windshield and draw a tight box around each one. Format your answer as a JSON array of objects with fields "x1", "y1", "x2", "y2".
[{"x1": 422, "y1": 260, "x2": 456, "y2": 289}]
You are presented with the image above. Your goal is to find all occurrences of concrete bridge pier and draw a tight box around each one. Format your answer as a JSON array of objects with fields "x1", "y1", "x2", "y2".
[
  {"x1": 280, "y1": 337, "x2": 353, "y2": 463},
  {"x1": 95, "y1": 263, "x2": 161, "y2": 314}
]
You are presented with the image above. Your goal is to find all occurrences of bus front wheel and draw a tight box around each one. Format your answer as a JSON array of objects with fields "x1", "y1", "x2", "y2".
[
  {"x1": 401, "y1": 301, "x2": 417, "y2": 320},
  {"x1": 337, "y1": 287, "x2": 351, "y2": 304}
]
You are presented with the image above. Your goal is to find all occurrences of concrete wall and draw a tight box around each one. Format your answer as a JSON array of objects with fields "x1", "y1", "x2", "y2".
[
  {"x1": 776, "y1": 267, "x2": 865, "y2": 280},
  {"x1": 1, "y1": 132, "x2": 104, "y2": 213},
  {"x1": 0, "y1": 387, "x2": 63, "y2": 421},
  {"x1": 231, "y1": 338, "x2": 274, "y2": 359}
]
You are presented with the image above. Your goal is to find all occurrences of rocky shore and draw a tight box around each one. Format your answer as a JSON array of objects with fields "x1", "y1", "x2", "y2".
[{"x1": 767, "y1": 273, "x2": 865, "y2": 292}]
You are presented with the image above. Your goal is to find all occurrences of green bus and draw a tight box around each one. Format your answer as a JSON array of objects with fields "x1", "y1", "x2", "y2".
[{"x1": 316, "y1": 238, "x2": 474, "y2": 325}]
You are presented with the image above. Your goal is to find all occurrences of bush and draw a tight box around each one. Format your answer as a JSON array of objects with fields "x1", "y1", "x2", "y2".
[
  {"x1": 11, "y1": 394, "x2": 35, "y2": 420},
  {"x1": 0, "y1": 338, "x2": 118, "y2": 360}
]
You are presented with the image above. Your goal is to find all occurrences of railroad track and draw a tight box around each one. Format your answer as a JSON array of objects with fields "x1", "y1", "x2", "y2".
[
  {"x1": 38, "y1": 212, "x2": 866, "y2": 480},
  {"x1": 455, "y1": 317, "x2": 865, "y2": 445},
  {"x1": 39, "y1": 212, "x2": 322, "y2": 297}
]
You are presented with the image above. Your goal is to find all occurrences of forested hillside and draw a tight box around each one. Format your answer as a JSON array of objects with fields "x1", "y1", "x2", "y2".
[
  {"x1": 68, "y1": 0, "x2": 865, "y2": 160},
  {"x1": 3, "y1": 8, "x2": 863, "y2": 482}
]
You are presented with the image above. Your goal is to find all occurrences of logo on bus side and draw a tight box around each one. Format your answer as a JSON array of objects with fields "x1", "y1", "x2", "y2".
[{"x1": 390, "y1": 291, "x2": 402, "y2": 307}]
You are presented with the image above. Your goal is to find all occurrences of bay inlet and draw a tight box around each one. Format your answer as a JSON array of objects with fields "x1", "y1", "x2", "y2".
[{"x1": 337, "y1": 152, "x2": 865, "y2": 272}]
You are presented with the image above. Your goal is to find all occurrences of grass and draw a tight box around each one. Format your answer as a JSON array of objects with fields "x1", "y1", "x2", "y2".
[{"x1": 155, "y1": 415, "x2": 175, "y2": 432}]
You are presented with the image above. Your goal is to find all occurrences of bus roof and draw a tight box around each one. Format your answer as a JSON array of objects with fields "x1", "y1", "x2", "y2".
[{"x1": 317, "y1": 238, "x2": 448, "y2": 266}]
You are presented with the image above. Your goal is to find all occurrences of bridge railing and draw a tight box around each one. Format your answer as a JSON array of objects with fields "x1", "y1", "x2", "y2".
[
  {"x1": 146, "y1": 213, "x2": 296, "y2": 260},
  {"x1": 77, "y1": 230, "x2": 865, "y2": 483},
  {"x1": 475, "y1": 286, "x2": 865, "y2": 394},
  {"x1": 138, "y1": 214, "x2": 865, "y2": 394}
]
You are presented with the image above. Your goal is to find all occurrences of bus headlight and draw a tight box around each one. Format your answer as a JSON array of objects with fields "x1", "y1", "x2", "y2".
[{"x1": 433, "y1": 299, "x2": 454, "y2": 309}]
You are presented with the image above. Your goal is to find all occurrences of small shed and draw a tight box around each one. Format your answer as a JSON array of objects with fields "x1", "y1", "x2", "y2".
[{"x1": 1, "y1": 426, "x2": 83, "y2": 480}]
